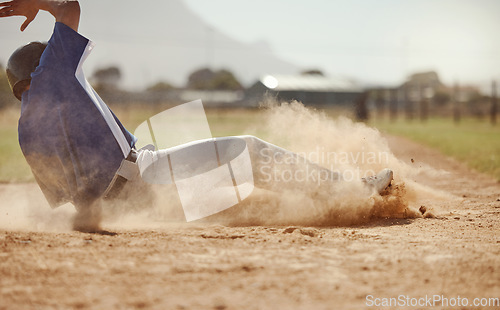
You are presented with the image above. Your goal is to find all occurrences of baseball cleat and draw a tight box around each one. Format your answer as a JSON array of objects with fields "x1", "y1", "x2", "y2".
[{"x1": 362, "y1": 168, "x2": 393, "y2": 194}]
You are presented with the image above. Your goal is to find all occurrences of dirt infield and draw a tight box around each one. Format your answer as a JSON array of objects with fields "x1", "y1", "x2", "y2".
[{"x1": 1, "y1": 135, "x2": 499, "y2": 309}]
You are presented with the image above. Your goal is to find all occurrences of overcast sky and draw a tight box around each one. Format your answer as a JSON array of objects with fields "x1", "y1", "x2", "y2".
[
  {"x1": 183, "y1": 0, "x2": 500, "y2": 91},
  {"x1": 1, "y1": 0, "x2": 499, "y2": 92}
]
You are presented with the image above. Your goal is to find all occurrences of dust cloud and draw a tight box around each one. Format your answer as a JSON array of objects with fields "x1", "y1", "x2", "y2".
[
  {"x1": 1, "y1": 99, "x2": 453, "y2": 231},
  {"x1": 0, "y1": 184, "x2": 75, "y2": 231},
  {"x1": 203, "y1": 99, "x2": 448, "y2": 226}
]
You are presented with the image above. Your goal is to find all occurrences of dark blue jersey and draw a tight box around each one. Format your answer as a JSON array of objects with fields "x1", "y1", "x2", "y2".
[{"x1": 18, "y1": 22, "x2": 136, "y2": 209}]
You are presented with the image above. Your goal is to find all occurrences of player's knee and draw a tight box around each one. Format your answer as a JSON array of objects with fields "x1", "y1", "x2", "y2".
[
  {"x1": 237, "y1": 135, "x2": 269, "y2": 155},
  {"x1": 238, "y1": 135, "x2": 262, "y2": 144}
]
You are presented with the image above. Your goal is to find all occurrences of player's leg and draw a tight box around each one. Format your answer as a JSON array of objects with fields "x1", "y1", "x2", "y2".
[
  {"x1": 230, "y1": 135, "x2": 393, "y2": 194},
  {"x1": 72, "y1": 199, "x2": 103, "y2": 232},
  {"x1": 227, "y1": 135, "x2": 340, "y2": 192},
  {"x1": 136, "y1": 135, "x2": 393, "y2": 194}
]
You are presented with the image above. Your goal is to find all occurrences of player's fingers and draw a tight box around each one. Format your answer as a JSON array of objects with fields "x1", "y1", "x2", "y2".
[
  {"x1": 0, "y1": 2, "x2": 14, "y2": 10},
  {"x1": 0, "y1": 1, "x2": 14, "y2": 7},
  {"x1": 20, "y1": 15, "x2": 33, "y2": 31},
  {"x1": 0, "y1": 5, "x2": 12, "y2": 12},
  {"x1": 0, "y1": 8, "x2": 14, "y2": 17}
]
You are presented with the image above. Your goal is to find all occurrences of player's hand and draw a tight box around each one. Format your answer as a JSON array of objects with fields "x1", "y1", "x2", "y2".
[{"x1": 0, "y1": 0, "x2": 40, "y2": 31}]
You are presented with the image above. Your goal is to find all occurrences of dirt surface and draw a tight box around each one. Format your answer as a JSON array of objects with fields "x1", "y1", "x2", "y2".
[{"x1": 1, "y1": 135, "x2": 499, "y2": 309}]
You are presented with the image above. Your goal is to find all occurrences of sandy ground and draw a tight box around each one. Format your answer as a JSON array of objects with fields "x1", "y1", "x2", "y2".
[{"x1": 0, "y1": 135, "x2": 499, "y2": 310}]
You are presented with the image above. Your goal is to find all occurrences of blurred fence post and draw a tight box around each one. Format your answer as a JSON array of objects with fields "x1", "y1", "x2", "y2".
[
  {"x1": 491, "y1": 80, "x2": 497, "y2": 126},
  {"x1": 389, "y1": 89, "x2": 397, "y2": 122},
  {"x1": 397, "y1": 88, "x2": 406, "y2": 122},
  {"x1": 404, "y1": 85, "x2": 414, "y2": 121},
  {"x1": 375, "y1": 89, "x2": 385, "y2": 120},
  {"x1": 355, "y1": 91, "x2": 369, "y2": 122},
  {"x1": 453, "y1": 82, "x2": 461, "y2": 124},
  {"x1": 420, "y1": 98, "x2": 429, "y2": 122},
  {"x1": 419, "y1": 83, "x2": 429, "y2": 122}
]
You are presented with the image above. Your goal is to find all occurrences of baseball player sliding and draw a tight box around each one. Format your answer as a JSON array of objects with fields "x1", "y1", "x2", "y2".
[{"x1": 0, "y1": 0, "x2": 393, "y2": 232}]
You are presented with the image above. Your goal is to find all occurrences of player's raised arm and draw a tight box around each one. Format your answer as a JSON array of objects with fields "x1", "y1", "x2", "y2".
[{"x1": 0, "y1": 0, "x2": 80, "y2": 32}]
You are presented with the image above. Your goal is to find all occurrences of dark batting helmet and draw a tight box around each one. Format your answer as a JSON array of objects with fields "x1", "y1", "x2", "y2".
[{"x1": 6, "y1": 41, "x2": 47, "y2": 101}]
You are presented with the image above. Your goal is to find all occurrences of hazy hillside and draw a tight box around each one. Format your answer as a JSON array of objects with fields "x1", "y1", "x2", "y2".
[{"x1": 78, "y1": 0, "x2": 299, "y2": 90}]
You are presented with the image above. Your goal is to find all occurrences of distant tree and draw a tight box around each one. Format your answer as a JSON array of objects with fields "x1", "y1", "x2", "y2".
[
  {"x1": 0, "y1": 63, "x2": 16, "y2": 109},
  {"x1": 433, "y1": 89, "x2": 451, "y2": 106},
  {"x1": 187, "y1": 67, "x2": 242, "y2": 90},
  {"x1": 212, "y1": 69, "x2": 243, "y2": 90},
  {"x1": 0, "y1": 63, "x2": 10, "y2": 92},
  {"x1": 187, "y1": 68, "x2": 215, "y2": 90},
  {"x1": 301, "y1": 69, "x2": 324, "y2": 76},
  {"x1": 146, "y1": 81, "x2": 175, "y2": 92},
  {"x1": 92, "y1": 66, "x2": 121, "y2": 90},
  {"x1": 466, "y1": 91, "x2": 488, "y2": 118},
  {"x1": 0, "y1": 72, "x2": 9, "y2": 93}
]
